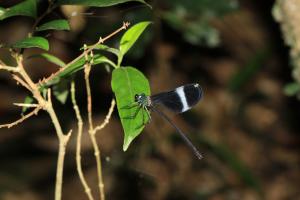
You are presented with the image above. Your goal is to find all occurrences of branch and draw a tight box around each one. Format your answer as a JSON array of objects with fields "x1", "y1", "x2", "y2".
[
  {"x1": 55, "y1": 129, "x2": 72, "y2": 200},
  {"x1": 14, "y1": 56, "x2": 70, "y2": 200},
  {"x1": 12, "y1": 74, "x2": 32, "y2": 91},
  {"x1": 94, "y1": 99, "x2": 116, "y2": 133},
  {"x1": 89, "y1": 133, "x2": 105, "y2": 200},
  {"x1": 71, "y1": 81, "x2": 94, "y2": 200},
  {"x1": 13, "y1": 103, "x2": 39, "y2": 108},
  {"x1": 39, "y1": 21, "x2": 130, "y2": 86},
  {"x1": 88, "y1": 99, "x2": 115, "y2": 200},
  {"x1": 85, "y1": 51, "x2": 93, "y2": 130},
  {"x1": 83, "y1": 50, "x2": 105, "y2": 200},
  {"x1": 0, "y1": 106, "x2": 41, "y2": 129},
  {"x1": 29, "y1": 3, "x2": 54, "y2": 36},
  {"x1": 0, "y1": 64, "x2": 19, "y2": 72}
]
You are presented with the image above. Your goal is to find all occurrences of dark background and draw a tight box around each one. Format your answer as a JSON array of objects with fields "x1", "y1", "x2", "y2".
[{"x1": 0, "y1": 0, "x2": 299, "y2": 199}]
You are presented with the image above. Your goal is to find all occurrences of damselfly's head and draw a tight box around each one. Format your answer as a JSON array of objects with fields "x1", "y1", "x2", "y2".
[{"x1": 135, "y1": 93, "x2": 151, "y2": 107}]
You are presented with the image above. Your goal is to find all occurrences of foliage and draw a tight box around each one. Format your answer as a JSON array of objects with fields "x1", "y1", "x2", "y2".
[
  {"x1": 11, "y1": 37, "x2": 49, "y2": 50},
  {"x1": 0, "y1": 1, "x2": 151, "y2": 199},
  {"x1": 36, "y1": 19, "x2": 70, "y2": 32},
  {"x1": 0, "y1": 0, "x2": 152, "y2": 149},
  {"x1": 0, "y1": 0, "x2": 36, "y2": 20},
  {"x1": 28, "y1": 53, "x2": 66, "y2": 67},
  {"x1": 162, "y1": 0, "x2": 238, "y2": 47}
]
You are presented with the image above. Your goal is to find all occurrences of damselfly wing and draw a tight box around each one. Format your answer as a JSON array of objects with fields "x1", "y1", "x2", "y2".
[{"x1": 150, "y1": 83, "x2": 202, "y2": 113}]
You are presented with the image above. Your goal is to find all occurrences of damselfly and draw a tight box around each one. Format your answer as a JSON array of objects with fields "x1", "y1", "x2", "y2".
[{"x1": 123, "y1": 83, "x2": 203, "y2": 159}]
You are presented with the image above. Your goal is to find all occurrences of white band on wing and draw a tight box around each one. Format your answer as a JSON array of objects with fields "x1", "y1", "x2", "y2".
[{"x1": 176, "y1": 86, "x2": 190, "y2": 112}]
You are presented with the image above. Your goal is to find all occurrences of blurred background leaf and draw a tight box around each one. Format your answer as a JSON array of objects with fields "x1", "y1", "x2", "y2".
[
  {"x1": 11, "y1": 37, "x2": 49, "y2": 50},
  {"x1": 0, "y1": 0, "x2": 36, "y2": 20},
  {"x1": 36, "y1": 19, "x2": 70, "y2": 32},
  {"x1": 161, "y1": 0, "x2": 238, "y2": 47}
]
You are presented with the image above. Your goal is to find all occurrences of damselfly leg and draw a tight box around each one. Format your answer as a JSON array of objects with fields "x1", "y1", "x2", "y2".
[
  {"x1": 120, "y1": 101, "x2": 139, "y2": 109},
  {"x1": 122, "y1": 106, "x2": 142, "y2": 119},
  {"x1": 122, "y1": 99, "x2": 151, "y2": 129},
  {"x1": 135, "y1": 106, "x2": 151, "y2": 129}
]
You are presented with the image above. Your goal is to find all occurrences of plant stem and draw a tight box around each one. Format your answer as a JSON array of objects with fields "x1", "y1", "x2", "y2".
[
  {"x1": 15, "y1": 55, "x2": 71, "y2": 200},
  {"x1": 84, "y1": 51, "x2": 105, "y2": 200},
  {"x1": 90, "y1": 132, "x2": 105, "y2": 200},
  {"x1": 71, "y1": 81, "x2": 94, "y2": 200}
]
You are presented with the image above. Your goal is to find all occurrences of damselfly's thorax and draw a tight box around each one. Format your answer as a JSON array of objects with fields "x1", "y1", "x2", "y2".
[{"x1": 134, "y1": 93, "x2": 152, "y2": 107}]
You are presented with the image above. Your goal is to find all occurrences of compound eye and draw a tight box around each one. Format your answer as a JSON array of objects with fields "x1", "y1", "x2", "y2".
[{"x1": 134, "y1": 94, "x2": 139, "y2": 101}]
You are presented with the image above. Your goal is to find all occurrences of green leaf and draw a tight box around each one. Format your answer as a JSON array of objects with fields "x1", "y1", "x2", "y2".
[
  {"x1": 56, "y1": 0, "x2": 150, "y2": 7},
  {"x1": 111, "y1": 66, "x2": 150, "y2": 151},
  {"x1": 28, "y1": 53, "x2": 66, "y2": 67},
  {"x1": 93, "y1": 54, "x2": 117, "y2": 68},
  {"x1": 161, "y1": 0, "x2": 237, "y2": 47},
  {"x1": 0, "y1": 7, "x2": 5, "y2": 17},
  {"x1": 12, "y1": 37, "x2": 49, "y2": 50},
  {"x1": 53, "y1": 80, "x2": 69, "y2": 104},
  {"x1": 36, "y1": 19, "x2": 70, "y2": 32},
  {"x1": 22, "y1": 95, "x2": 35, "y2": 113},
  {"x1": 93, "y1": 44, "x2": 120, "y2": 56},
  {"x1": 119, "y1": 21, "x2": 151, "y2": 59},
  {"x1": 284, "y1": 82, "x2": 300, "y2": 96},
  {"x1": 0, "y1": 0, "x2": 37, "y2": 20}
]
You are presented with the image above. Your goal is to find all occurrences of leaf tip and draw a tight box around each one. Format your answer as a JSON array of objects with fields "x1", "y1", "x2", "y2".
[{"x1": 123, "y1": 135, "x2": 134, "y2": 151}]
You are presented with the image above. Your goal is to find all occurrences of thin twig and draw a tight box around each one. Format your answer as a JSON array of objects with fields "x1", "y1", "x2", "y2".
[
  {"x1": 94, "y1": 99, "x2": 116, "y2": 133},
  {"x1": 12, "y1": 74, "x2": 32, "y2": 91},
  {"x1": 15, "y1": 56, "x2": 46, "y2": 106},
  {"x1": 45, "y1": 88, "x2": 72, "y2": 200},
  {"x1": 13, "y1": 103, "x2": 39, "y2": 108},
  {"x1": 71, "y1": 81, "x2": 94, "y2": 200},
  {"x1": 90, "y1": 132, "x2": 105, "y2": 200},
  {"x1": 15, "y1": 55, "x2": 70, "y2": 200},
  {"x1": 89, "y1": 99, "x2": 115, "y2": 200},
  {"x1": 39, "y1": 21, "x2": 130, "y2": 86},
  {"x1": 55, "y1": 129, "x2": 72, "y2": 200},
  {"x1": 29, "y1": 1, "x2": 56, "y2": 36},
  {"x1": 85, "y1": 51, "x2": 93, "y2": 129},
  {"x1": 83, "y1": 50, "x2": 105, "y2": 200},
  {"x1": 0, "y1": 64, "x2": 19, "y2": 72},
  {"x1": 0, "y1": 106, "x2": 41, "y2": 129},
  {"x1": 101, "y1": 21, "x2": 130, "y2": 42}
]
